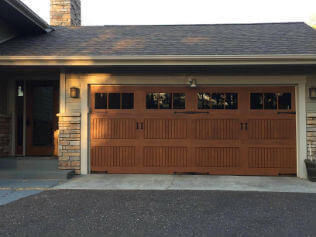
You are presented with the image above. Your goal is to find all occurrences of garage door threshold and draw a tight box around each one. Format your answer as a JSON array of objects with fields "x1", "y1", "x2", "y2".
[{"x1": 54, "y1": 174, "x2": 316, "y2": 193}]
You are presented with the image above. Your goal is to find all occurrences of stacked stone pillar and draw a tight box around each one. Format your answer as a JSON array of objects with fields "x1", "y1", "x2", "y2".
[
  {"x1": 307, "y1": 112, "x2": 316, "y2": 159},
  {"x1": 57, "y1": 113, "x2": 81, "y2": 174}
]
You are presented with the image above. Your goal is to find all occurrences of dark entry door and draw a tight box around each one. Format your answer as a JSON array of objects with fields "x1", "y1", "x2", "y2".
[{"x1": 26, "y1": 81, "x2": 59, "y2": 156}]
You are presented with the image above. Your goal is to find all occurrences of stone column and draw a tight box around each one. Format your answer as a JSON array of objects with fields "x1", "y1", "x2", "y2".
[
  {"x1": 307, "y1": 112, "x2": 316, "y2": 159},
  {"x1": 57, "y1": 113, "x2": 81, "y2": 174}
]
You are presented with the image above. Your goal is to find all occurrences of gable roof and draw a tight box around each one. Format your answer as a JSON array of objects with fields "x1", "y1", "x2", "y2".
[{"x1": 0, "y1": 22, "x2": 316, "y2": 57}]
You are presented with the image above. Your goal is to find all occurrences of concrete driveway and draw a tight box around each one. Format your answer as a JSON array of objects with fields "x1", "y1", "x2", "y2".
[{"x1": 55, "y1": 174, "x2": 316, "y2": 193}]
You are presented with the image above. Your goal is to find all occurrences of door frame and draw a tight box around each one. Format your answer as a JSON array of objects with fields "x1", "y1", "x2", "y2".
[
  {"x1": 72, "y1": 74, "x2": 307, "y2": 178},
  {"x1": 14, "y1": 80, "x2": 59, "y2": 157}
]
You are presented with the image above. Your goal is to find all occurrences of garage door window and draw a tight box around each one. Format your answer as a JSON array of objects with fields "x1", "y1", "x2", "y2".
[
  {"x1": 95, "y1": 93, "x2": 134, "y2": 109},
  {"x1": 250, "y1": 93, "x2": 291, "y2": 110},
  {"x1": 146, "y1": 93, "x2": 185, "y2": 109},
  {"x1": 198, "y1": 93, "x2": 238, "y2": 110},
  {"x1": 278, "y1": 93, "x2": 291, "y2": 110}
]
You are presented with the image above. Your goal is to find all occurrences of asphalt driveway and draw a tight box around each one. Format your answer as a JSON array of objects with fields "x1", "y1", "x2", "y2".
[{"x1": 0, "y1": 190, "x2": 316, "y2": 237}]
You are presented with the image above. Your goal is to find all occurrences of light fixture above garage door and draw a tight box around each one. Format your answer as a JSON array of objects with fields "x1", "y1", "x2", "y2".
[{"x1": 188, "y1": 78, "x2": 197, "y2": 88}]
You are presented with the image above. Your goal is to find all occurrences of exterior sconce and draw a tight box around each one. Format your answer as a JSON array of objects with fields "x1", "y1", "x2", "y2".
[
  {"x1": 188, "y1": 78, "x2": 197, "y2": 88},
  {"x1": 70, "y1": 87, "x2": 80, "y2": 98},
  {"x1": 309, "y1": 88, "x2": 316, "y2": 98}
]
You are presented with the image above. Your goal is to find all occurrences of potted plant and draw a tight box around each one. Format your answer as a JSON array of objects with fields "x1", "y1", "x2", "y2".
[{"x1": 305, "y1": 159, "x2": 316, "y2": 182}]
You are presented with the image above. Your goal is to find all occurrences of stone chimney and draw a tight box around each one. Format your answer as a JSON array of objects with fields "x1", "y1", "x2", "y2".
[{"x1": 50, "y1": 0, "x2": 81, "y2": 26}]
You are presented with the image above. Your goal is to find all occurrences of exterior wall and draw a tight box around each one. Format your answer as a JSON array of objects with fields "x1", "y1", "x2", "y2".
[
  {"x1": 50, "y1": 0, "x2": 81, "y2": 26},
  {"x1": 60, "y1": 73, "x2": 308, "y2": 177}
]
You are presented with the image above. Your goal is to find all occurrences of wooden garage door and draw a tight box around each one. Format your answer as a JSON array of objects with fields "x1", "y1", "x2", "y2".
[{"x1": 90, "y1": 86, "x2": 296, "y2": 175}]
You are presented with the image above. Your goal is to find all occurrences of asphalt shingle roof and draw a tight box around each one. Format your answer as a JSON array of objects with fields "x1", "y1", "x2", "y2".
[{"x1": 0, "y1": 22, "x2": 316, "y2": 56}]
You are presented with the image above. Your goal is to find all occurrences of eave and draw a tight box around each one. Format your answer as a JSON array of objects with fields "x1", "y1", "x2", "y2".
[
  {"x1": 1, "y1": 0, "x2": 52, "y2": 33},
  {"x1": 0, "y1": 55, "x2": 316, "y2": 66}
]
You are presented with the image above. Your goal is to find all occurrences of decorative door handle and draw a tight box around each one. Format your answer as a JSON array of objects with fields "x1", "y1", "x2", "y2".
[
  {"x1": 240, "y1": 123, "x2": 244, "y2": 130},
  {"x1": 136, "y1": 122, "x2": 139, "y2": 130},
  {"x1": 140, "y1": 122, "x2": 144, "y2": 130},
  {"x1": 245, "y1": 122, "x2": 248, "y2": 131}
]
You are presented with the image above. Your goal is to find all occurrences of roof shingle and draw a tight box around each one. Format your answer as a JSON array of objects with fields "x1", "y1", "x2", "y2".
[{"x1": 0, "y1": 22, "x2": 316, "y2": 56}]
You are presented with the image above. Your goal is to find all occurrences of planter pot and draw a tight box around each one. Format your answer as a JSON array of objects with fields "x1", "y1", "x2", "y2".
[{"x1": 304, "y1": 159, "x2": 316, "y2": 182}]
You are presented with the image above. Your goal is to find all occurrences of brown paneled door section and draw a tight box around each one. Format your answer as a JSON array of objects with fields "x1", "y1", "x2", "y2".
[{"x1": 90, "y1": 86, "x2": 296, "y2": 175}]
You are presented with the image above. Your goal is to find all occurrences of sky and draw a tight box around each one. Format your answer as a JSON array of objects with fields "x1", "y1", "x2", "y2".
[{"x1": 21, "y1": 0, "x2": 316, "y2": 26}]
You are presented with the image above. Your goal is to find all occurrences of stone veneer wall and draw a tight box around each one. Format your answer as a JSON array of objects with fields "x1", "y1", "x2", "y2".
[
  {"x1": 50, "y1": 0, "x2": 81, "y2": 26},
  {"x1": 58, "y1": 113, "x2": 81, "y2": 174},
  {"x1": 0, "y1": 115, "x2": 11, "y2": 157},
  {"x1": 307, "y1": 112, "x2": 316, "y2": 159}
]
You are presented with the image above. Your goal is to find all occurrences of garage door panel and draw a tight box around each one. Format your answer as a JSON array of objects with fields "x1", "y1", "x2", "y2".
[
  {"x1": 193, "y1": 119, "x2": 240, "y2": 140},
  {"x1": 248, "y1": 119, "x2": 296, "y2": 140},
  {"x1": 144, "y1": 119, "x2": 188, "y2": 139},
  {"x1": 91, "y1": 118, "x2": 136, "y2": 139},
  {"x1": 248, "y1": 147, "x2": 296, "y2": 168},
  {"x1": 90, "y1": 85, "x2": 296, "y2": 176},
  {"x1": 195, "y1": 147, "x2": 241, "y2": 167},
  {"x1": 91, "y1": 140, "x2": 138, "y2": 147},
  {"x1": 143, "y1": 147, "x2": 188, "y2": 167},
  {"x1": 91, "y1": 146, "x2": 136, "y2": 168}
]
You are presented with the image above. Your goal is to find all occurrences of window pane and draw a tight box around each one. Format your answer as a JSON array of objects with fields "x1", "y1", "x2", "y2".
[
  {"x1": 173, "y1": 93, "x2": 185, "y2": 109},
  {"x1": 122, "y1": 93, "x2": 134, "y2": 109},
  {"x1": 95, "y1": 93, "x2": 107, "y2": 109},
  {"x1": 197, "y1": 93, "x2": 211, "y2": 109},
  {"x1": 278, "y1": 93, "x2": 291, "y2": 110},
  {"x1": 146, "y1": 93, "x2": 159, "y2": 109},
  {"x1": 32, "y1": 87, "x2": 53, "y2": 146},
  {"x1": 109, "y1": 93, "x2": 121, "y2": 109},
  {"x1": 250, "y1": 93, "x2": 263, "y2": 110},
  {"x1": 264, "y1": 93, "x2": 277, "y2": 110},
  {"x1": 159, "y1": 93, "x2": 172, "y2": 109},
  {"x1": 211, "y1": 93, "x2": 225, "y2": 109},
  {"x1": 225, "y1": 93, "x2": 238, "y2": 110}
]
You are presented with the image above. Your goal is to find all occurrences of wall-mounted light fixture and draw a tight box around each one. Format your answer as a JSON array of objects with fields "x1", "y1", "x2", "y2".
[
  {"x1": 70, "y1": 87, "x2": 80, "y2": 98},
  {"x1": 309, "y1": 88, "x2": 316, "y2": 98},
  {"x1": 188, "y1": 78, "x2": 197, "y2": 88}
]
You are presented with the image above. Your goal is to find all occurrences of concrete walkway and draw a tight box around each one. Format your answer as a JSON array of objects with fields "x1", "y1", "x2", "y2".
[
  {"x1": 55, "y1": 174, "x2": 316, "y2": 193},
  {"x1": 0, "y1": 179, "x2": 61, "y2": 206}
]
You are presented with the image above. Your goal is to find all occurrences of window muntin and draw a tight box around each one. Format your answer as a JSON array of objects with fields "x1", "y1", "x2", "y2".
[
  {"x1": 94, "y1": 93, "x2": 134, "y2": 110},
  {"x1": 197, "y1": 93, "x2": 238, "y2": 110},
  {"x1": 146, "y1": 93, "x2": 186, "y2": 109},
  {"x1": 250, "y1": 92, "x2": 292, "y2": 110}
]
